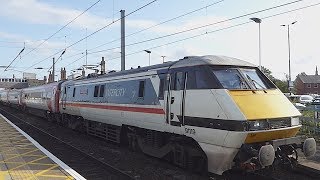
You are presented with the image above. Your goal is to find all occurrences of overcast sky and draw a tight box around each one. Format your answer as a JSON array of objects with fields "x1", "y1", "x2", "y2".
[{"x1": 0, "y1": 0, "x2": 319, "y2": 80}]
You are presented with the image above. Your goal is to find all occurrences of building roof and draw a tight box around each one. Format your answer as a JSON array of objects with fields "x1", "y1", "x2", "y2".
[{"x1": 298, "y1": 75, "x2": 320, "y2": 83}]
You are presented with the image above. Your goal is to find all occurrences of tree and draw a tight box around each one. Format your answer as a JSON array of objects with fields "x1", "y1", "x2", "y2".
[{"x1": 261, "y1": 66, "x2": 288, "y2": 93}]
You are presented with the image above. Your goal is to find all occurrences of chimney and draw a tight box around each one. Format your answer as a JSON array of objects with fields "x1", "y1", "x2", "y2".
[
  {"x1": 63, "y1": 68, "x2": 66, "y2": 80},
  {"x1": 48, "y1": 71, "x2": 53, "y2": 83},
  {"x1": 316, "y1": 66, "x2": 318, "y2": 75},
  {"x1": 101, "y1": 57, "x2": 106, "y2": 75}
]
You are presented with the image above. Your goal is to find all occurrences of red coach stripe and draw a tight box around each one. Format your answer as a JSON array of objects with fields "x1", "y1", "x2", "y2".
[{"x1": 65, "y1": 103, "x2": 165, "y2": 115}]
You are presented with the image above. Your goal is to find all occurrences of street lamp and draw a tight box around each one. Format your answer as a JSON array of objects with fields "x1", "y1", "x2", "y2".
[
  {"x1": 161, "y1": 55, "x2": 166, "y2": 63},
  {"x1": 250, "y1": 17, "x2": 262, "y2": 70},
  {"x1": 281, "y1": 21, "x2": 297, "y2": 94},
  {"x1": 144, "y1": 50, "x2": 151, "y2": 66}
]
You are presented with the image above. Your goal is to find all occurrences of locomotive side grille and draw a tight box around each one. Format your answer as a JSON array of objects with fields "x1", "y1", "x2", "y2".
[{"x1": 87, "y1": 121, "x2": 121, "y2": 143}]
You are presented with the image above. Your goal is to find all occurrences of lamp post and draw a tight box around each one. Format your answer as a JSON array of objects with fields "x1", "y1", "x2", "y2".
[
  {"x1": 161, "y1": 55, "x2": 166, "y2": 63},
  {"x1": 144, "y1": 50, "x2": 151, "y2": 66},
  {"x1": 281, "y1": 21, "x2": 297, "y2": 94},
  {"x1": 250, "y1": 17, "x2": 262, "y2": 70}
]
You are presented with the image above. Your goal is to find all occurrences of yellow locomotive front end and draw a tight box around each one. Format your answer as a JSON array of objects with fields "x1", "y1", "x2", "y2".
[{"x1": 210, "y1": 64, "x2": 316, "y2": 172}]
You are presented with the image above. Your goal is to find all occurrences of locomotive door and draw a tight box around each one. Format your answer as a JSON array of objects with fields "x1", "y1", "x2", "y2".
[{"x1": 167, "y1": 71, "x2": 187, "y2": 132}]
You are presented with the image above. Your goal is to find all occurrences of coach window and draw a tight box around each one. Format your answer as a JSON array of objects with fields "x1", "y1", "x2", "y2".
[
  {"x1": 99, "y1": 85, "x2": 105, "y2": 97},
  {"x1": 138, "y1": 80, "x2": 145, "y2": 98},
  {"x1": 73, "y1": 87, "x2": 76, "y2": 97},
  {"x1": 94, "y1": 85, "x2": 99, "y2": 97}
]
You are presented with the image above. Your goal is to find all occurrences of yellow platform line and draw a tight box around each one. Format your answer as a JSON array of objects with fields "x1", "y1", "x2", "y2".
[
  {"x1": 0, "y1": 147, "x2": 36, "y2": 154},
  {"x1": 0, "y1": 171, "x2": 11, "y2": 179},
  {"x1": 38, "y1": 174, "x2": 75, "y2": 179},
  {"x1": 0, "y1": 149, "x2": 39, "y2": 162},
  {"x1": 8, "y1": 156, "x2": 48, "y2": 171},
  {"x1": 27, "y1": 164, "x2": 59, "y2": 180}
]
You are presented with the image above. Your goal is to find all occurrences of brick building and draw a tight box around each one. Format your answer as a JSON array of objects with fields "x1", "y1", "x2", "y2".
[{"x1": 295, "y1": 66, "x2": 320, "y2": 95}]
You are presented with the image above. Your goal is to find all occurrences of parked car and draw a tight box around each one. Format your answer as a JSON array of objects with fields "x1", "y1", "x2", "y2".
[
  {"x1": 294, "y1": 102, "x2": 306, "y2": 112},
  {"x1": 299, "y1": 95, "x2": 314, "y2": 105}
]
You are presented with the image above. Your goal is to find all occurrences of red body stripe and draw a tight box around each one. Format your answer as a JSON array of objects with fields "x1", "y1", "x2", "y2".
[{"x1": 65, "y1": 103, "x2": 165, "y2": 115}]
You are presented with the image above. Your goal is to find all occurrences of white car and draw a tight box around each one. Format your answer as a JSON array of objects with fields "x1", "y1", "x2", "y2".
[{"x1": 299, "y1": 95, "x2": 314, "y2": 105}]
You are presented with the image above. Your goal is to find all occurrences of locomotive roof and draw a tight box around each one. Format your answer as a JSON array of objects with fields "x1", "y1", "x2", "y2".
[
  {"x1": 171, "y1": 55, "x2": 256, "y2": 68},
  {"x1": 67, "y1": 55, "x2": 256, "y2": 84}
]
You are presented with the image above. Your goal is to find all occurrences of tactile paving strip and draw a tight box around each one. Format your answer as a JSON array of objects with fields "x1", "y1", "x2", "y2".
[{"x1": 0, "y1": 115, "x2": 75, "y2": 180}]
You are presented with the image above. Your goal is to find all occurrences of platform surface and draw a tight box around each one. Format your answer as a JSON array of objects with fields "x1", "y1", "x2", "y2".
[{"x1": 0, "y1": 114, "x2": 81, "y2": 180}]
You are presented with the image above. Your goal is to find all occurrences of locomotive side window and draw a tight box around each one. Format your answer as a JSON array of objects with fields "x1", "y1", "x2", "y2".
[
  {"x1": 175, "y1": 72, "x2": 184, "y2": 90},
  {"x1": 94, "y1": 85, "x2": 99, "y2": 97},
  {"x1": 138, "y1": 80, "x2": 145, "y2": 98},
  {"x1": 99, "y1": 85, "x2": 105, "y2": 97},
  {"x1": 186, "y1": 70, "x2": 196, "y2": 89},
  {"x1": 158, "y1": 78, "x2": 164, "y2": 99},
  {"x1": 73, "y1": 88, "x2": 76, "y2": 97}
]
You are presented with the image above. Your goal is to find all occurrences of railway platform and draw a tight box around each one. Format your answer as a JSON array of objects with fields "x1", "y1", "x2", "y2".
[{"x1": 0, "y1": 114, "x2": 85, "y2": 180}]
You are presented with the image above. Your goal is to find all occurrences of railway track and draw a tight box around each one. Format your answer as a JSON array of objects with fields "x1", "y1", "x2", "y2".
[
  {"x1": 1, "y1": 105, "x2": 320, "y2": 180},
  {"x1": 0, "y1": 106, "x2": 134, "y2": 180}
]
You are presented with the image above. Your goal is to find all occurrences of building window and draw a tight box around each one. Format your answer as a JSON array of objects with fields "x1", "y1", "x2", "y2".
[
  {"x1": 315, "y1": 84, "x2": 318, "y2": 88},
  {"x1": 307, "y1": 84, "x2": 311, "y2": 88},
  {"x1": 73, "y1": 88, "x2": 76, "y2": 97},
  {"x1": 138, "y1": 80, "x2": 145, "y2": 98}
]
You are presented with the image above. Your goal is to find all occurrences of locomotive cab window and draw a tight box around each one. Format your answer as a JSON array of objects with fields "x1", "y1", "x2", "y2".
[
  {"x1": 211, "y1": 67, "x2": 275, "y2": 90},
  {"x1": 138, "y1": 80, "x2": 145, "y2": 98}
]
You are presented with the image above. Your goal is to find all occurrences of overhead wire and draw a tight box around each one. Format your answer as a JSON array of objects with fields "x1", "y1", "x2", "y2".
[
  {"x1": 89, "y1": 0, "x2": 225, "y2": 51},
  {"x1": 21, "y1": 0, "x2": 102, "y2": 58},
  {"x1": 23, "y1": 0, "x2": 159, "y2": 73},
  {"x1": 101, "y1": 2, "x2": 320, "y2": 65},
  {"x1": 89, "y1": 0, "x2": 304, "y2": 55}
]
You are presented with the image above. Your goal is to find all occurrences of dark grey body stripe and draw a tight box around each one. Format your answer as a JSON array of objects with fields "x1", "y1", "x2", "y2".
[{"x1": 177, "y1": 115, "x2": 247, "y2": 131}]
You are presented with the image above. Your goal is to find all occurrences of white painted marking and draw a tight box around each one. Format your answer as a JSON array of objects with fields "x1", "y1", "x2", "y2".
[{"x1": 0, "y1": 113, "x2": 86, "y2": 180}]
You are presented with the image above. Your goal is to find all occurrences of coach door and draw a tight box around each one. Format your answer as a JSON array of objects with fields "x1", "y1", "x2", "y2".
[
  {"x1": 167, "y1": 70, "x2": 187, "y2": 133},
  {"x1": 61, "y1": 86, "x2": 67, "y2": 109}
]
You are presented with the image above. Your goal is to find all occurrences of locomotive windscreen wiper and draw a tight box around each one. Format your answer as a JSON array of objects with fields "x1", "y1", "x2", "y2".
[
  {"x1": 246, "y1": 74, "x2": 265, "y2": 89},
  {"x1": 235, "y1": 74, "x2": 248, "y2": 89}
]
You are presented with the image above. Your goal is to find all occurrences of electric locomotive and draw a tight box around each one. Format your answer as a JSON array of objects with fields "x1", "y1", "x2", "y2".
[{"x1": 0, "y1": 55, "x2": 316, "y2": 175}]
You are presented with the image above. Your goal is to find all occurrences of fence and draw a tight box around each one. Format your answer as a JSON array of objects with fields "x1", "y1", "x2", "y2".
[{"x1": 299, "y1": 105, "x2": 320, "y2": 136}]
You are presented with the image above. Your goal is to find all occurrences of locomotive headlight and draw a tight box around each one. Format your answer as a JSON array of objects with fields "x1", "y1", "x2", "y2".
[
  {"x1": 247, "y1": 120, "x2": 269, "y2": 131},
  {"x1": 291, "y1": 117, "x2": 300, "y2": 126}
]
